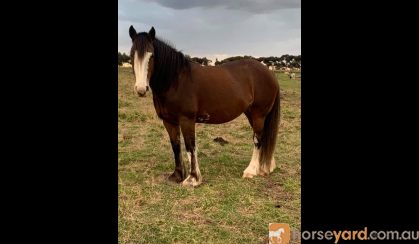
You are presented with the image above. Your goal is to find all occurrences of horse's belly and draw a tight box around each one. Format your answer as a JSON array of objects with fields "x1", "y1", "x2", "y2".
[
  {"x1": 196, "y1": 101, "x2": 249, "y2": 124},
  {"x1": 195, "y1": 74, "x2": 253, "y2": 124},
  {"x1": 196, "y1": 112, "x2": 241, "y2": 124}
]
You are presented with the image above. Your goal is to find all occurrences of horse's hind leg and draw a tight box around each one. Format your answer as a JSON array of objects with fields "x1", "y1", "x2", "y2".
[
  {"x1": 243, "y1": 114, "x2": 263, "y2": 178},
  {"x1": 179, "y1": 117, "x2": 202, "y2": 187},
  {"x1": 242, "y1": 113, "x2": 276, "y2": 178},
  {"x1": 163, "y1": 120, "x2": 186, "y2": 183}
]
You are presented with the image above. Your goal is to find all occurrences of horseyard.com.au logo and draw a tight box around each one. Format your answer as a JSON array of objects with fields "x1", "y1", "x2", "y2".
[{"x1": 269, "y1": 223, "x2": 291, "y2": 244}]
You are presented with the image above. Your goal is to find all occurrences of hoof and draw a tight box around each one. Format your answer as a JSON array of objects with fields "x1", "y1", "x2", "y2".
[
  {"x1": 181, "y1": 175, "x2": 202, "y2": 187},
  {"x1": 259, "y1": 165, "x2": 271, "y2": 176},
  {"x1": 270, "y1": 166, "x2": 276, "y2": 173},
  {"x1": 258, "y1": 167, "x2": 269, "y2": 176},
  {"x1": 270, "y1": 159, "x2": 276, "y2": 173},
  {"x1": 168, "y1": 172, "x2": 184, "y2": 183},
  {"x1": 242, "y1": 172, "x2": 256, "y2": 178}
]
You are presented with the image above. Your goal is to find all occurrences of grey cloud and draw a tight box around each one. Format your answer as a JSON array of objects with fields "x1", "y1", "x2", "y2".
[
  {"x1": 146, "y1": 0, "x2": 300, "y2": 13},
  {"x1": 118, "y1": 0, "x2": 300, "y2": 57}
]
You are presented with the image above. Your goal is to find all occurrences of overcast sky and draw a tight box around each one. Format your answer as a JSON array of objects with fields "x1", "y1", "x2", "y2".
[{"x1": 118, "y1": 0, "x2": 300, "y2": 62}]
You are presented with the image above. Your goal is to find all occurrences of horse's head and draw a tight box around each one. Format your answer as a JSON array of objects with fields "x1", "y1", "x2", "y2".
[{"x1": 129, "y1": 26, "x2": 155, "y2": 97}]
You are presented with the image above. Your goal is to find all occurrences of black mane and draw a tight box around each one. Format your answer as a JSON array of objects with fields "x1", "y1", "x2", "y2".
[{"x1": 151, "y1": 37, "x2": 190, "y2": 94}]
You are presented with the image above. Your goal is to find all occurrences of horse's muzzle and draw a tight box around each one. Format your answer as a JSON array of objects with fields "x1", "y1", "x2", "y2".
[
  {"x1": 137, "y1": 91, "x2": 146, "y2": 97},
  {"x1": 134, "y1": 86, "x2": 147, "y2": 97}
]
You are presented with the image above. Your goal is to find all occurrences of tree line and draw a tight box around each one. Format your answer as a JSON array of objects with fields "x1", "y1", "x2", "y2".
[
  {"x1": 185, "y1": 55, "x2": 212, "y2": 66},
  {"x1": 118, "y1": 52, "x2": 130, "y2": 66},
  {"x1": 118, "y1": 52, "x2": 301, "y2": 68},
  {"x1": 215, "y1": 55, "x2": 301, "y2": 68},
  {"x1": 186, "y1": 54, "x2": 301, "y2": 68}
]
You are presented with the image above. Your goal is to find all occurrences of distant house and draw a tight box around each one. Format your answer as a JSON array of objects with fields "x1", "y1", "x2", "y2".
[{"x1": 122, "y1": 62, "x2": 132, "y2": 68}]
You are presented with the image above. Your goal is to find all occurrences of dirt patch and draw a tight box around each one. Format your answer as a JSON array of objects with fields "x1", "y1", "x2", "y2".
[{"x1": 264, "y1": 178, "x2": 295, "y2": 203}]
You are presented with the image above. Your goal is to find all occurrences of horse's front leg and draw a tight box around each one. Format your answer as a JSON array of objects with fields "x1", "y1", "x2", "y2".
[
  {"x1": 163, "y1": 120, "x2": 186, "y2": 183},
  {"x1": 180, "y1": 117, "x2": 202, "y2": 187}
]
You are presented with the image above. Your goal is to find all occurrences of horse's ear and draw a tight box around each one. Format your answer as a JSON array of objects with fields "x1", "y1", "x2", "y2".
[
  {"x1": 129, "y1": 25, "x2": 137, "y2": 40},
  {"x1": 149, "y1": 26, "x2": 155, "y2": 40}
]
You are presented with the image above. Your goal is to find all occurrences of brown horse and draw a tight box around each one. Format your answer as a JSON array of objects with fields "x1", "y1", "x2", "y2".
[{"x1": 129, "y1": 26, "x2": 280, "y2": 187}]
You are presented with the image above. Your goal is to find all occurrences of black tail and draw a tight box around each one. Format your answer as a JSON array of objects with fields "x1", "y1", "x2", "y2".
[{"x1": 259, "y1": 89, "x2": 280, "y2": 172}]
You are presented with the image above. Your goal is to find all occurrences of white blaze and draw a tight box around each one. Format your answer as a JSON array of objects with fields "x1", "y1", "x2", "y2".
[{"x1": 133, "y1": 51, "x2": 152, "y2": 93}]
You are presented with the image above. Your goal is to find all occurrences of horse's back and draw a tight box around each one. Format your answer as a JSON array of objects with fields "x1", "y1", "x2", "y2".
[
  {"x1": 220, "y1": 59, "x2": 279, "y2": 114},
  {"x1": 220, "y1": 59, "x2": 278, "y2": 88}
]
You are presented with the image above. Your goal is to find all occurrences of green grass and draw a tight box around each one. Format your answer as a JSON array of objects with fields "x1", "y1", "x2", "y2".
[{"x1": 118, "y1": 67, "x2": 301, "y2": 243}]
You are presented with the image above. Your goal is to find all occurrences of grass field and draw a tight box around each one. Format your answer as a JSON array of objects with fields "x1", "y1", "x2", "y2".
[{"x1": 118, "y1": 67, "x2": 301, "y2": 243}]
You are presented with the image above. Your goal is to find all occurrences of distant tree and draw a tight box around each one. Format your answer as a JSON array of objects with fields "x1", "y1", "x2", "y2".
[
  {"x1": 202, "y1": 57, "x2": 211, "y2": 66},
  {"x1": 121, "y1": 53, "x2": 130, "y2": 64},
  {"x1": 118, "y1": 52, "x2": 123, "y2": 66},
  {"x1": 118, "y1": 52, "x2": 132, "y2": 66},
  {"x1": 275, "y1": 62, "x2": 285, "y2": 69},
  {"x1": 190, "y1": 57, "x2": 202, "y2": 64},
  {"x1": 294, "y1": 55, "x2": 301, "y2": 68},
  {"x1": 255, "y1": 55, "x2": 301, "y2": 69},
  {"x1": 190, "y1": 56, "x2": 212, "y2": 66}
]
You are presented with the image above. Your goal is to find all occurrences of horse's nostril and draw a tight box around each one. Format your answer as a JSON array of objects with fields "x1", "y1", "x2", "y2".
[
  {"x1": 146, "y1": 86, "x2": 149, "y2": 91},
  {"x1": 137, "y1": 90, "x2": 146, "y2": 97}
]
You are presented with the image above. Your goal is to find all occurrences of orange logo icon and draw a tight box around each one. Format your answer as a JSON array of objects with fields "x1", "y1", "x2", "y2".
[{"x1": 269, "y1": 223, "x2": 290, "y2": 244}]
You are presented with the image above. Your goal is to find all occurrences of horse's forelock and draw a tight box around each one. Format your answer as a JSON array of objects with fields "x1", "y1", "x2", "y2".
[{"x1": 131, "y1": 33, "x2": 151, "y2": 59}]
